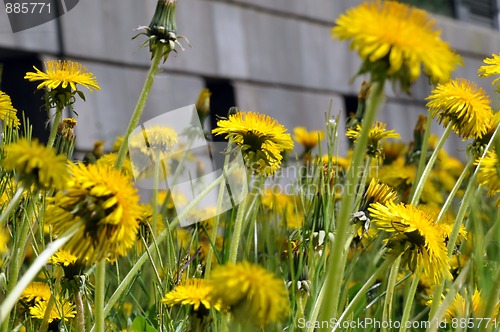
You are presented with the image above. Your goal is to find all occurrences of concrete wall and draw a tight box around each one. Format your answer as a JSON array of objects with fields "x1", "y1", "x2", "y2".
[{"x1": 1, "y1": 0, "x2": 499, "y2": 156}]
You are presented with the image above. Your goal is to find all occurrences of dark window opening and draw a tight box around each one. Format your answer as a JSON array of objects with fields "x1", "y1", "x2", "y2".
[
  {"x1": 343, "y1": 94, "x2": 358, "y2": 124},
  {"x1": 0, "y1": 51, "x2": 49, "y2": 142},
  {"x1": 399, "y1": 0, "x2": 456, "y2": 17},
  {"x1": 204, "y1": 78, "x2": 236, "y2": 142}
]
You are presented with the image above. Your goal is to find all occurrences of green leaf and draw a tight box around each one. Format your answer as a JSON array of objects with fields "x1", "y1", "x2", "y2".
[{"x1": 131, "y1": 316, "x2": 158, "y2": 332}]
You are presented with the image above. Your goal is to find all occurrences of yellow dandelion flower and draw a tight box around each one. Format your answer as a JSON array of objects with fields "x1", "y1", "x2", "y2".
[
  {"x1": 49, "y1": 250, "x2": 78, "y2": 267},
  {"x1": 321, "y1": 155, "x2": 350, "y2": 169},
  {"x1": 354, "y1": 178, "x2": 398, "y2": 239},
  {"x1": 293, "y1": 127, "x2": 324, "y2": 150},
  {"x1": 158, "y1": 190, "x2": 188, "y2": 210},
  {"x1": 197, "y1": 235, "x2": 224, "y2": 266},
  {"x1": 0, "y1": 91, "x2": 20, "y2": 128},
  {"x1": 332, "y1": 1, "x2": 460, "y2": 89},
  {"x1": 426, "y1": 78, "x2": 493, "y2": 139},
  {"x1": 478, "y1": 53, "x2": 500, "y2": 90},
  {"x1": 346, "y1": 122, "x2": 400, "y2": 158},
  {"x1": 283, "y1": 210, "x2": 303, "y2": 229},
  {"x1": 111, "y1": 136, "x2": 124, "y2": 152},
  {"x1": 129, "y1": 125, "x2": 178, "y2": 159},
  {"x1": 175, "y1": 227, "x2": 192, "y2": 248},
  {"x1": 436, "y1": 222, "x2": 467, "y2": 245},
  {"x1": 212, "y1": 112, "x2": 294, "y2": 176},
  {"x1": 361, "y1": 178, "x2": 398, "y2": 211},
  {"x1": 96, "y1": 153, "x2": 133, "y2": 178},
  {"x1": 24, "y1": 60, "x2": 100, "y2": 92},
  {"x1": 368, "y1": 201, "x2": 451, "y2": 282},
  {"x1": 128, "y1": 126, "x2": 178, "y2": 181},
  {"x1": 261, "y1": 190, "x2": 303, "y2": 229},
  {"x1": 181, "y1": 207, "x2": 218, "y2": 229},
  {"x1": 472, "y1": 111, "x2": 500, "y2": 149},
  {"x1": 476, "y1": 150, "x2": 500, "y2": 204},
  {"x1": 210, "y1": 262, "x2": 289, "y2": 327},
  {"x1": 378, "y1": 158, "x2": 443, "y2": 206},
  {"x1": 162, "y1": 279, "x2": 221, "y2": 311},
  {"x1": 383, "y1": 140, "x2": 406, "y2": 159},
  {"x1": 21, "y1": 282, "x2": 51, "y2": 303},
  {"x1": 3, "y1": 138, "x2": 69, "y2": 190},
  {"x1": 261, "y1": 189, "x2": 293, "y2": 212},
  {"x1": 45, "y1": 162, "x2": 141, "y2": 262},
  {"x1": 136, "y1": 203, "x2": 165, "y2": 242},
  {"x1": 444, "y1": 289, "x2": 499, "y2": 321},
  {"x1": 29, "y1": 298, "x2": 76, "y2": 323},
  {"x1": 0, "y1": 228, "x2": 9, "y2": 262}
]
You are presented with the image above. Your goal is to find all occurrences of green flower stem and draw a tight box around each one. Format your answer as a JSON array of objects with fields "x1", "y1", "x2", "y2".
[
  {"x1": 410, "y1": 122, "x2": 452, "y2": 205},
  {"x1": 205, "y1": 151, "x2": 233, "y2": 277},
  {"x1": 429, "y1": 124, "x2": 500, "y2": 319},
  {"x1": 1, "y1": 192, "x2": 39, "y2": 331},
  {"x1": 353, "y1": 156, "x2": 372, "y2": 211},
  {"x1": 307, "y1": 278, "x2": 328, "y2": 332},
  {"x1": 95, "y1": 260, "x2": 106, "y2": 332},
  {"x1": 75, "y1": 289, "x2": 86, "y2": 332},
  {"x1": 115, "y1": 46, "x2": 166, "y2": 170},
  {"x1": 98, "y1": 164, "x2": 240, "y2": 324},
  {"x1": 428, "y1": 261, "x2": 471, "y2": 332},
  {"x1": 333, "y1": 256, "x2": 394, "y2": 332},
  {"x1": 147, "y1": 151, "x2": 164, "y2": 307},
  {"x1": 0, "y1": 185, "x2": 23, "y2": 227},
  {"x1": 409, "y1": 115, "x2": 432, "y2": 199},
  {"x1": 382, "y1": 255, "x2": 401, "y2": 332},
  {"x1": 0, "y1": 221, "x2": 81, "y2": 327},
  {"x1": 437, "y1": 159, "x2": 474, "y2": 222},
  {"x1": 39, "y1": 294, "x2": 56, "y2": 332},
  {"x1": 399, "y1": 267, "x2": 422, "y2": 332},
  {"x1": 481, "y1": 208, "x2": 500, "y2": 332},
  {"x1": 228, "y1": 174, "x2": 262, "y2": 263},
  {"x1": 47, "y1": 106, "x2": 63, "y2": 148},
  {"x1": 317, "y1": 80, "x2": 384, "y2": 327}
]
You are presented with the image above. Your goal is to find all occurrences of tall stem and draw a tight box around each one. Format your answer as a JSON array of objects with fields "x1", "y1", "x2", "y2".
[
  {"x1": 205, "y1": 152, "x2": 233, "y2": 277},
  {"x1": 47, "y1": 106, "x2": 63, "y2": 148},
  {"x1": 39, "y1": 294, "x2": 56, "y2": 332},
  {"x1": 0, "y1": 221, "x2": 81, "y2": 326},
  {"x1": 428, "y1": 262, "x2": 471, "y2": 332},
  {"x1": 1, "y1": 192, "x2": 38, "y2": 332},
  {"x1": 115, "y1": 46, "x2": 166, "y2": 169},
  {"x1": 317, "y1": 81, "x2": 385, "y2": 327},
  {"x1": 409, "y1": 115, "x2": 432, "y2": 199},
  {"x1": 0, "y1": 186, "x2": 24, "y2": 227},
  {"x1": 94, "y1": 260, "x2": 106, "y2": 332},
  {"x1": 399, "y1": 268, "x2": 422, "y2": 332},
  {"x1": 333, "y1": 256, "x2": 394, "y2": 331},
  {"x1": 429, "y1": 124, "x2": 500, "y2": 319},
  {"x1": 95, "y1": 164, "x2": 240, "y2": 326},
  {"x1": 382, "y1": 256, "x2": 401, "y2": 331},
  {"x1": 437, "y1": 159, "x2": 474, "y2": 222},
  {"x1": 228, "y1": 174, "x2": 261, "y2": 263},
  {"x1": 75, "y1": 289, "x2": 86, "y2": 332},
  {"x1": 410, "y1": 122, "x2": 452, "y2": 205}
]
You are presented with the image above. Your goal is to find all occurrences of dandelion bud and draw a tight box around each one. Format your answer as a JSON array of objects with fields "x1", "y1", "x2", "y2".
[
  {"x1": 55, "y1": 118, "x2": 77, "y2": 157},
  {"x1": 135, "y1": 0, "x2": 189, "y2": 61},
  {"x1": 195, "y1": 88, "x2": 211, "y2": 125}
]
